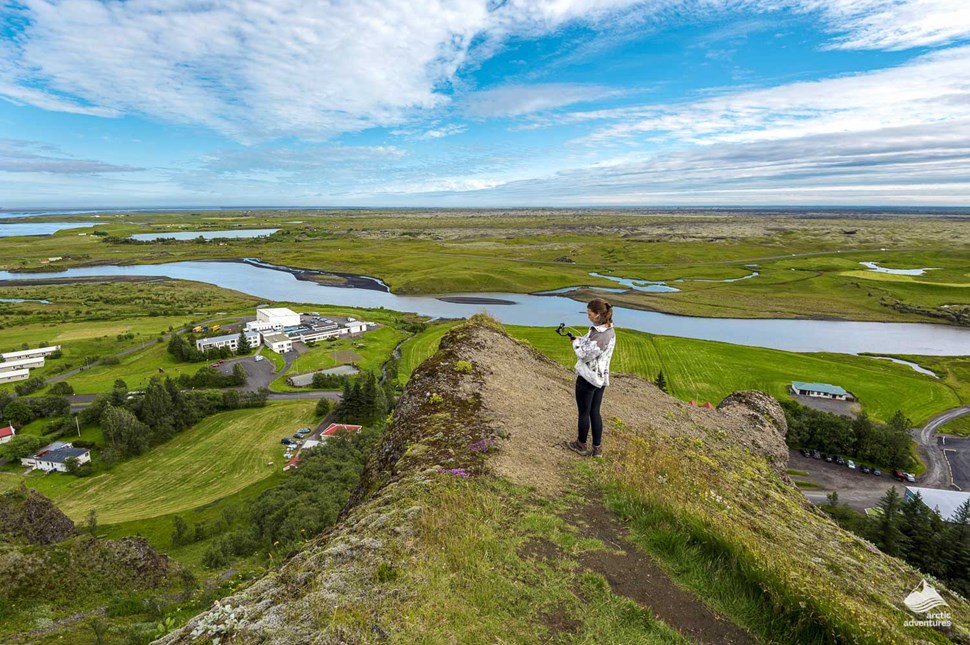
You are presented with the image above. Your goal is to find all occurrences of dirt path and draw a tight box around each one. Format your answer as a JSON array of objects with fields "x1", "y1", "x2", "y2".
[{"x1": 461, "y1": 325, "x2": 786, "y2": 643}]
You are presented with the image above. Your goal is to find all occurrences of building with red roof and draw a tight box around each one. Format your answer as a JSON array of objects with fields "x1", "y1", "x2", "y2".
[
  {"x1": 0, "y1": 425, "x2": 15, "y2": 444},
  {"x1": 321, "y1": 423, "x2": 362, "y2": 437}
]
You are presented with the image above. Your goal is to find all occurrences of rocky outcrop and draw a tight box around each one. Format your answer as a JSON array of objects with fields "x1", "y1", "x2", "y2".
[{"x1": 0, "y1": 486, "x2": 76, "y2": 545}]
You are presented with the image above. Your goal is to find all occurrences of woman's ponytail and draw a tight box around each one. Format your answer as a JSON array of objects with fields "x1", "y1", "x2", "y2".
[{"x1": 588, "y1": 298, "x2": 613, "y2": 326}]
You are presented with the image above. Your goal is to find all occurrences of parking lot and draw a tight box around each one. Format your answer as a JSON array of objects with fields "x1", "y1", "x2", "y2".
[{"x1": 789, "y1": 449, "x2": 909, "y2": 512}]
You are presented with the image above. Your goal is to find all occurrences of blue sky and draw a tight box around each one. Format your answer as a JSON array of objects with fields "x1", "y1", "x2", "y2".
[{"x1": 1, "y1": 0, "x2": 969, "y2": 208}]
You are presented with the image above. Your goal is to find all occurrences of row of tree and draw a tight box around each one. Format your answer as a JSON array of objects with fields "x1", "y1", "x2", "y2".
[
  {"x1": 825, "y1": 488, "x2": 970, "y2": 598},
  {"x1": 0, "y1": 393, "x2": 70, "y2": 428},
  {"x1": 167, "y1": 333, "x2": 236, "y2": 363},
  {"x1": 80, "y1": 377, "x2": 267, "y2": 459},
  {"x1": 782, "y1": 400, "x2": 915, "y2": 470},
  {"x1": 333, "y1": 370, "x2": 394, "y2": 425},
  {"x1": 199, "y1": 424, "x2": 381, "y2": 567}
]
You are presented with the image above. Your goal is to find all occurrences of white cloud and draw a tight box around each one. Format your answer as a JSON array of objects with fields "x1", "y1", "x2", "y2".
[
  {"x1": 577, "y1": 45, "x2": 970, "y2": 146},
  {"x1": 0, "y1": 138, "x2": 139, "y2": 173},
  {"x1": 463, "y1": 83, "x2": 619, "y2": 118},
  {"x1": 5, "y1": 0, "x2": 968, "y2": 141}
]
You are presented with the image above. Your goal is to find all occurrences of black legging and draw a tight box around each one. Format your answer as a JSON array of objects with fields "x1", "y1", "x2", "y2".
[{"x1": 575, "y1": 375, "x2": 605, "y2": 446}]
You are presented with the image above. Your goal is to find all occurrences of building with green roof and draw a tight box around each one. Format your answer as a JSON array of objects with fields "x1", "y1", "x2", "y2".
[{"x1": 790, "y1": 381, "x2": 855, "y2": 401}]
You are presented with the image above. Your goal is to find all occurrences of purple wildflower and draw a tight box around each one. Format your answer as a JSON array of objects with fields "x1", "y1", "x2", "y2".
[
  {"x1": 468, "y1": 438, "x2": 496, "y2": 454},
  {"x1": 438, "y1": 467, "x2": 470, "y2": 478}
]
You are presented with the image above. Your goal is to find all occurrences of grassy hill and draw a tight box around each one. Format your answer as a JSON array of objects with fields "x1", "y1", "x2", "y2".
[
  {"x1": 156, "y1": 319, "x2": 970, "y2": 644},
  {"x1": 23, "y1": 401, "x2": 316, "y2": 524},
  {"x1": 399, "y1": 321, "x2": 963, "y2": 425}
]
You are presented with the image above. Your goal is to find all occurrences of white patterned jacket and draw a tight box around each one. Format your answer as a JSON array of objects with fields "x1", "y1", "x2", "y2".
[{"x1": 572, "y1": 323, "x2": 616, "y2": 388}]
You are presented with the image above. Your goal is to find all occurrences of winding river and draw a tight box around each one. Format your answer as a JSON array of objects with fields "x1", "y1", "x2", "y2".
[{"x1": 1, "y1": 260, "x2": 968, "y2": 357}]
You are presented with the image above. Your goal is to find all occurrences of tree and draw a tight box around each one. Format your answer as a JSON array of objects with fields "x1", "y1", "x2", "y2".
[
  {"x1": 141, "y1": 377, "x2": 175, "y2": 442},
  {"x1": 100, "y1": 405, "x2": 150, "y2": 456},
  {"x1": 655, "y1": 371, "x2": 667, "y2": 393},
  {"x1": 2, "y1": 399, "x2": 34, "y2": 427},
  {"x1": 172, "y1": 515, "x2": 192, "y2": 546},
  {"x1": 86, "y1": 509, "x2": 98, "y2": 537},
  {"x1": 315, "y1": 397, "x2": 332, "y2": 418},
  {"x1": 900, "y1": 492, "x2": 946, "y2": 576},
  {"x1": 231, "y1": 363, "x2": 247, "y2": 386},
  {"x1": 0, "y1": 434, "x2": 47, "y2": 460},
  {"x1": 48, "y1": 381, "x2": 74, "y2": 396},
  {"x1": 110, "y1": 379, "x2": 129, "y2": 406},
  {"x1": 236, "y1": 330, "x2": 251, "y2": 355},
  {"x1": 871, "y1": 486, "x2": 905, "y2": 556}
]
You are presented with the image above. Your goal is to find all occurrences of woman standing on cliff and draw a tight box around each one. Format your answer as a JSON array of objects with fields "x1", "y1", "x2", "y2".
[{"x1": 566, "y1": 298, "x2": 616, "y2": 458}]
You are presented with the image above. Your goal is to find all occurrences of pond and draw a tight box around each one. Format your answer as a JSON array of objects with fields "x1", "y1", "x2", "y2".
[
  {"x1": 0, "y1": 223, "x2": 91, "y2": 237},
  {"x1": 860, "y1": 261, "x2": 940, "y2": 276},
  {"x1": 1, "y1": 260, "x2": 968, "y2": 358},
  {"x1": 130, "y1": 229, "x2": 280, "y2": 241}
]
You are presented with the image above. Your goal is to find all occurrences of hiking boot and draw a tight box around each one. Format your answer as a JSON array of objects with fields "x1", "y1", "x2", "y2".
[
  {"x1": 590, "y1": 444, "x2": 604, "y2": 458},
  {"x1": 567, "y1": 440, "x2": 588, "y2": 455}
]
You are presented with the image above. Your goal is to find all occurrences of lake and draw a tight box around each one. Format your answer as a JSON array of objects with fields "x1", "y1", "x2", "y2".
[
  {"x1": 131, "y1": 229, "x2": 279, "y2": 241},
  {"x1": 0, "y1": 223, "x2": 91, "y2": 237},
  {"x1": 1, "y1": 260, "x2": 968, "y2": 357}
]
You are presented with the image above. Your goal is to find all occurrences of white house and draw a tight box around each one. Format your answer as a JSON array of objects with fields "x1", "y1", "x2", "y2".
[
  {"x1": 0, "y1": 356, "x2": 45, "y2": 372},
  {"x1": 22, "y1": 441, "x2": 91, "y2": 472},
  {"x1": 1, "y1": 345, "x2": 60, "y2": 361},
  {"x1": 0, "y1": 369, "x2": 29, "y2": 385},
  {"x1": 790, "y1": 381, "x2": 855, "y2": 401},
  {"x1": 263, "y1": 332, "x2": 293, "y2": 354},
  {"x1": 0, "y1": 425, "x2": 15, "y2": 444},
  {"x1": 196, "y1": 331, "x2": 261, "y2": 353},
  {"x1": 256, "y1": 307, "x2": 300, "y2": 329}
]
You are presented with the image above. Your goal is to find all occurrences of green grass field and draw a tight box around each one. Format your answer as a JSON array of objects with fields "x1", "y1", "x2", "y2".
[
  {"x1": 397, "y1": 322, "x2": 962, "y2": 424},
  {"x1": 940, "y1": 414, "x2": 970, "y2": 437},
  {"x1": 398, "y1": 320, "x2": 461, "y2": 385},
  {"x1": 24, "y1": 401, "x2": 316, "y2": 524},
  {"x1": 2, "y1": 211, "x2": 967, "y2": 325}
]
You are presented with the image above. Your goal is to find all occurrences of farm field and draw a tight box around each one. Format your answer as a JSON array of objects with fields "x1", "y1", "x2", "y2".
[
  {"x1": 397, "y1": 321, "x2": 963, "y2": 425},
  {"x1": 23, "y1": 400, "x2": 317, "y2": 524}
]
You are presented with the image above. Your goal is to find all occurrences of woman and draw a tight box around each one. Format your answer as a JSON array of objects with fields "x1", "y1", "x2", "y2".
[{"x1": 567, "y1": 298, "x2": 616, "y2": 457}]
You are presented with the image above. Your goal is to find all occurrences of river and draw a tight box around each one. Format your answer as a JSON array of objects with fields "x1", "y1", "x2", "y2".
[{"x1": 1, "y1": 260, "x2": 968, "y2": 357}]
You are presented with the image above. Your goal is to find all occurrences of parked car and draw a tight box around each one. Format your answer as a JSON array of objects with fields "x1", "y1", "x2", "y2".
[
  {"x1": 254, "y1": 355, "x2": 265, "y2": 362},
  {"x1": 847, "y1": 460, "x2": 856, "y2": 470},
  {"x1": 860, "y1": 465, "x2": 870, "y2": 474},
  {"x1": 905, "y1": 473, "x2": 917, "y2": 483},
  {"x1": 210, "y1": 361, "x2": 224, "y2": 367},
  {"x1": 873, "y1": 468, "x2": 882, "y2": 477},
  {"x1": 893, "y1": 469, "x2": 907, "y2": 481},
  {"x1": 800, "y1": 448, "x2": 811, "y2": 458},
  {"x1": 812, "y1": 449, "x2": 821, "y2": 459},
  {"x1": 281, "y1": 437, "x2": 295, "y2": 445},
  {"x1": 824, "y1": 454, "x2": 833, "y2": 463},
  {"x1": 835, "y1": 456, "x2": 845, "y2": 465}
]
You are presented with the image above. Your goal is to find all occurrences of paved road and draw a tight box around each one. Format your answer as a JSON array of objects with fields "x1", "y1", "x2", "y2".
[{"x1": 913, "y1": 405, "x2": 970, "y2": 489}]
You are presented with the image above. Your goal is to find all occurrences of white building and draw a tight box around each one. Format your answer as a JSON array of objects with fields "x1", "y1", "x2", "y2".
[
  {"x1": 22, "y1": 441, "x2": 91, "y2": 472},
  {"x1": 905, "y1": 486, "x2": 970, "y2": 522},
  {"x1": 790, "y1": 381, "x2": 855, "y2": 401},
  {"x1": 0, "y1": 425, "x2": 15, "y2": 444},
  {"x1": 256, "y1": 307, "x2": 300, "y2": 329},
  {"x1": 263, "y1": 332, "x2": 293, "y2": 354},
  {"x1": 1, "y1": 345, "x2": 60, "y2": 361},
  {"x1": 0, "y1": 356, "x2": 45, "y2": 372},
  {"x1": 196, "y1": 331, "x2": 261, "y2": 353},
  {"x1": 245, "y1": 320, "x2": 277, "y2": 333},
  {"x1": 0, "y1": 369, "x2": 29, "y2": 385}
]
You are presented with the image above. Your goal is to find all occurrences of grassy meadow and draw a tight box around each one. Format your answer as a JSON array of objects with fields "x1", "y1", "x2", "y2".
[
  {"x1": 23, "y1": 401, "x2": 316, "y2": 524},
  {"x1": 2, "y1": 210, "x2": 968, "y2": 324},
  {"x1": 398, "y1": 322, "x2": 964, "y2": 425}
]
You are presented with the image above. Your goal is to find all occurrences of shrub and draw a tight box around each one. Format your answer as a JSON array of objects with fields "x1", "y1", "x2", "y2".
[{"x1": 453, "y1": 360, "x2": 473, "y2": 374}]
